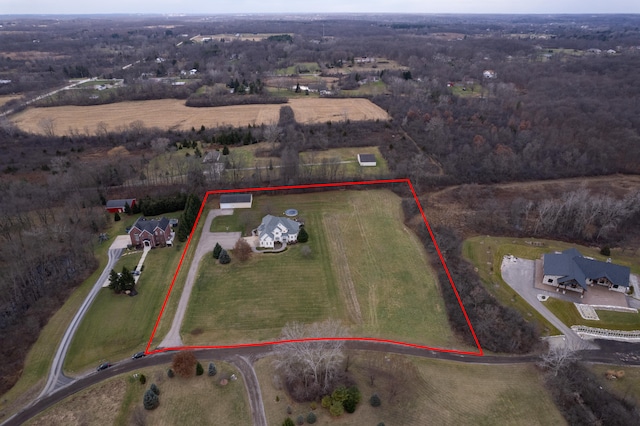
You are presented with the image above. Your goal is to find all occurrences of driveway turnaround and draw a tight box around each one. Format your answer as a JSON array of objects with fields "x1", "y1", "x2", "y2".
[{"x1": 160, "y1": 209, "x2": 240, "y2": 348}]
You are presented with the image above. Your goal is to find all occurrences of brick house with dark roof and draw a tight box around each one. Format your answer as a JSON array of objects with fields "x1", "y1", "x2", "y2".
[{"x1": 129, "y1": 217, "x2": 172, "y2": 248}]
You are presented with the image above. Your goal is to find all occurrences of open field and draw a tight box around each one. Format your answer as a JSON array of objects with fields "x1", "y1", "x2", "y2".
[
  {"x1": 183, "y1": 189, "x2": 457, "y2": 349},
  {"x1": 256, "y1": 352, "x2": 565, "y2": 425},
  {"x1": 341, "y1": 80, "x2": 389, "y2": 96},
  {"x1": 588, "y1": 364, "x2": 640, "y2": 405},
  {"x1": 65, "y1": 244, "x2": 183, "y2": 374},
  {"x1": 27, "y1": 362, "x2": 250, "y2": 426},
  {"x1": 463, "y1": 235, "x2": 640, "y2": 335},
  {"x1": 545, "y1": 298, "x2": 640, "y2": 331},
  {"x1": 0, "y1": 94, "x2": 21, "y2": 107},
  {"x1": 12, "y1": 98, "x2": 388, "y2": 135},
  {"x1": 192, "y1": 33, "x2": 292, "y2": 42}
]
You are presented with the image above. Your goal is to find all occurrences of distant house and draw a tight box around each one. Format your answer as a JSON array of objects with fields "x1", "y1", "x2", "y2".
[
  {"x1": 106, "y1": 198, "x2": 136, "y2": 214},
  {"x1": 483, "y1": 70, "x2": 497, "y2": 79},
  {"x1": 129, "y1": 217, "x2": 173, "y2": 248},
  {"x1": 357, "y1": 154, "x2": 377, "y2": 167},
  {"x1": 257, "y1": 215, "x2": 300, "y2": 248},
  {"x1": 220, "y1": 194, "x2": 253, "y2": 209},
  {"x1": 542, "y1": 248, "x2": 630, "y2": 295}
]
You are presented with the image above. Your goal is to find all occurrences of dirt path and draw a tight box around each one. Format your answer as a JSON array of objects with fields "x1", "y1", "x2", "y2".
[{"x1": 159, "y1": 209, "x2": 240, "y2": 349}]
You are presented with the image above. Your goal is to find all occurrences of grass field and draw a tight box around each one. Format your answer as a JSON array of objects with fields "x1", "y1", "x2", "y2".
[
  {"x1": 588, "y1": 364, "x2": 640, "y2": 405},
  {"x1": 27, "y1": 361, "x2": 250, "y2": 426},
  {"x1": 12, "y1": 98, "x2": 388, "y2": 135},
  {"x1": 341, "y1": 80, "x2": 389, "y2": 96},
  {"x1": 64, "y1": 244, "x2": 183, "y2": 374},
  {"x1": 183, "y1": 189, "x2": 458, "y2": 349},
  {"x1": 256, "y1": 352, "x2": 565, "y2": 426},
  {"x1": 0, "y1": 94, "x2": 21, "y2": 107},
  {"x1": 545, "y1": 298, "x2": 640, "y2": 331}
]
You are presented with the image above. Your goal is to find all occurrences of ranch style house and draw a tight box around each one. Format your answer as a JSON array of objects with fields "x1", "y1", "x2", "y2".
[
  {"x1": 542, "y1": 248, "x2": 630, "y2": 295},
  {"x1": 129, "y1": 217, "x2": 173, "y2": 248},
  {"x1": 257, "y1": 215, "x2": 300, "y2": 248}
]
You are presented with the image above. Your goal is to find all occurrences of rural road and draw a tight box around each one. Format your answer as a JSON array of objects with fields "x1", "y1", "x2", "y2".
[
  {"x1": 38, "y1": 243, "x2": 124, "y2": 399},
  {"x1": 5, "y1": 338, "x2": 640, "y2": 426},
  {"x1": 159, "y1": 209, "x2": 240, "y2": 348}
]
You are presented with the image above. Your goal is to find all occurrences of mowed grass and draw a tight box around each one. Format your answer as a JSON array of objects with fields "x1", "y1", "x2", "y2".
[
  {"x1": 12, "y1": 98, "x2": 387, "y2": 136},
  {"x1": 256, "y1": 353, "x2": 565, "y2": 426},
  {"x1": 545, "y1": 298, "x2": 640, "y2": 331},
  {"x1": 588, "y1": 364, "x2": 640, "y2": 405},
  {"x1": 299, "y1": 146, "x2": 389, "y2": 178},
  {"x1": 26, "y1": 362, "x2": 250, "y2": 426},
  {"x1": 183, "y1": 189, "x2": 457, "y2": 349},
  {"x1": 65, "y1": 246, "x2": 183, "y2": 374}
]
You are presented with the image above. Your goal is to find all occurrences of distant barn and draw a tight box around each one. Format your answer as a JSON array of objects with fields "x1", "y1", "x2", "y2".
[
  {"x1": 357, "y1": 154, "x2": 377, "y2": 167},
  {"x1": 106, "y1": 198, "x2": 136, "y2": 213},
  {"x1": 220, "y1": 194, "x2": 253, "y2": 209}
]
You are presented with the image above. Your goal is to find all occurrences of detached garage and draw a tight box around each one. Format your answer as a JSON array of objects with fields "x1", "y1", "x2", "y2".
[
  {"x1": 220, "y1": 194, "x2": 253, "y2": 209},
  {"x1": 357, "y1": 154, "x2": 377, "y2": 167}
]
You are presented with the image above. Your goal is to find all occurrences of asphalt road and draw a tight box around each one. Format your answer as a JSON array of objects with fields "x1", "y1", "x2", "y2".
[{"x1": 5, "y1": 339, "x2": 640, "y2": 426}]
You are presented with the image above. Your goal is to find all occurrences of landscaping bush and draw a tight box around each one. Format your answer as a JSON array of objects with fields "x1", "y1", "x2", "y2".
[
  {"x1": 143, "y1": 389, "x2": 160, "y2": 410},
  {"x1": 138, "y1": 374, "x2": 146, "y2": 385},
  {"x1": 282, "y1": 418, "x2": 294, "y2": 426},
  {"x1": 343, "y1": 386, "x2": 361, "y2": 413},
  {"x1": 296, "y1": 414, "x2": 304, "y2": 425},
  {"x1": 150, "y1": 383, "x2": 160, "y2": 395},
  {"x1": 219, "y1": 249, "x2": 231, "y2": 264},
  {"x1": 369, "y1": 393, "x2": 381, "y2": 407},
  {"x1": 306, "y1": 412, "x2": 317, "y2": 424},
  {"x1": 196, "y1": 361, "x2": 204, "y2": 376},
  {"x1": 600, "y1": 246, "x2": 611, "y2": 256},
  {"x1": 172, "y1": 351, "x2": 197, "y2": 378},
  {"x1": 208, "y1": 362, "x2": 217, "y2": 376},
  {"x1": 329, "y1": 401, "x2": 344, "y2": 417},
  {"x1": 167, "y1": 368, "x2": 174, "y2": 378}
]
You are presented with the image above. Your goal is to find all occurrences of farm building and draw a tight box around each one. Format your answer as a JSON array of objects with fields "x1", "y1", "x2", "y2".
[
  {"x1": 357, "y1": 154, "x2": 377, "y2": 167},
  {"x1": 129, "y1": 217, "x2": 173, "y2": 248},
  {"x1": 220, "y1": 194, "x2": 253, "y2": 209},
  {"x1": 106, "y1": 198, "x2": 136, "y2": 213},
  {"x1": 543, "y1": 248, "x2": 630, "y2": 295},
  {"x1": 257, "y1": 215, "x2": 300, "y2": 248}
]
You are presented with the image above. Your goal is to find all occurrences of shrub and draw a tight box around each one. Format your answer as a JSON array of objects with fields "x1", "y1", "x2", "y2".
[
  {"x1": 296, "y1": 414, "x2": 304, "y2": 425},
  {"x1": 139, "y1": 374, "x2": 146, "y2": 385},
  {"x1": 150, "y1": 383, "x2": 160, "y2": 395},
  {"x1": 172, "y1": 351, "x2": 197, "y2": 378},
  {"x1": 369, "y1": 393, "x2": 381, "y2": 407},
  {"x1": 600, "y1": 246, "x2": 611, "y2": 256},
  {"x1": 309, "y1": 401, "x2": 317, "y2": 410},
  {"x1": 208, "y1": 362, "x2": 217, "y2": 376},
  {"x1": 143, "y1": 389, "x2": 159, "y2": 410},
  {"x1": 321, "y1": 395, "x2": 331, "y2": 409},
  {"x1": 219, "y1": 249, "x2": 231, "y2": 264},
  {"x1": 196, "y1": 361, "x2": 204, "y2": 376},
  {"x1": 286, "y1": 405, "x2": 292, "y2": 415},
  {"x1": 306, "y1": 412, "x2": 317, "y2": 424},
  {"x1": 167, "y1": 368, "x2": 174, "y2": 378},
  {"x1": 329, "y1": 401, "x2": 344, "y2": 417},
  {"x1": 377, "y1": 423, "x2": 385, "y2": 426},
  {"x1": 282, "y1": 418, "x2": 294, "y2": 426}
]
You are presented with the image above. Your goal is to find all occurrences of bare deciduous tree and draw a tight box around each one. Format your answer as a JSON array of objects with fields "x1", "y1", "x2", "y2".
[{"x1": 233, "y1": 238, "x2": 252, "y2": 261}]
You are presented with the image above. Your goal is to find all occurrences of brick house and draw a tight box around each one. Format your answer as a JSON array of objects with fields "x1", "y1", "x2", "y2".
[{"x1": 129, "y1": 217, "x2": 173, "y2": 248}]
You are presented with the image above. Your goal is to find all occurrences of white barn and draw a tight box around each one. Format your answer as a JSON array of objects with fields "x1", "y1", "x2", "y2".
[
  {"x1": 357, "y1": 153, "x2": 377, "y2": 167},
  {"x1": 220, "y1": 194, "x2": 253, "y2": 209},
  {"x1": 257, "y1": 215, "x2": 300, "y2": 248}
]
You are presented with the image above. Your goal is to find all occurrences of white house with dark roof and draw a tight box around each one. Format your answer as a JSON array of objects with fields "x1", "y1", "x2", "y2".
[
  {"x1": 257, "y1": 215, "x2": 300, "y2": 248},
  {"x1": 357, "y1": 153, "x2": 377, "y2": 167},
  {"x1": 543, "y1": 248, "x2": 630, "y2": 295},
  {"x1": 129, "y1": 217, "x2": 173, "y2": 248}
]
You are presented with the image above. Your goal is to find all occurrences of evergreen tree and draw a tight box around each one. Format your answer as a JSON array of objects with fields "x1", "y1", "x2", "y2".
[
  {"x1": 114, "y1": 212, "x2": 121, "y2": 222},
  {"x1": 150, "y1": 383, "x2": 160, "y2": 395},
  {"x1": 298, "y1": 226, "x2": 309, "y2": 243},
  {"x1": 306, "y1": 412, "x2": 317, "y2": 424},
  {"x1": 196, "y1": 361, "x2": 204, "y2": 376},
  {"x1": 222, "y1": 145, "x2": 230, "y2": 155},
  {"x1": 219, "y1": 249, "x2": 231, "y2": 264},
  {"x1": 124, "y1": 202, "x2": 131, "y2": 214},
  {"x1": 208, "y1": 362, "x2": 217, "y2": 376},
  {"x1": 213, "y1": 242, "x2": 222, "y2": 259},
  {"x1": 143, "y1": 389, "x2": 159, "y2": 410}
]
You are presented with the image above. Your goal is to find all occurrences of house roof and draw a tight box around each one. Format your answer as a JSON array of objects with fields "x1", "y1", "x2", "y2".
[
  {"x1": 106, "y1": 198, "x2": 135, "y2": 209},
  {"x1": 543, "y1": 248, "x2": 630, "y2": 290},
  {"x1": 131, "y1": 217, "x2": 170, "y2": 234},
  {"x1": 257, "y1": 215, "x2": 300, "y2": 241},
  {"x1": 358, "y1": 154, "x2": 376, "y2": 163},
  {"x1": 220, "y1": 194, "x2": 253, "y2": 204}
]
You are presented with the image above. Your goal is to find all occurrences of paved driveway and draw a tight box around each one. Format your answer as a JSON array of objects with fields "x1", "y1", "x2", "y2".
[{"x1": 500, "y1": 257, "x2": 597, "y2": 350}]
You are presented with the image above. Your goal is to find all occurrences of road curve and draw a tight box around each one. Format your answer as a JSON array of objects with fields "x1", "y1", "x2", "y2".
[
  {"x1": 38, "y1": 247, "x2": 123, "y2": 399},
  {"x1": 5, "y1": 339, "x2": 640, "y2": 426}
]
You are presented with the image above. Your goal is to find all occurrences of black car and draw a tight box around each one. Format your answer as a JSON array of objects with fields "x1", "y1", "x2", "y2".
[
  {"x1": 132, "y1": 351, "x2": 146, "y2": 359},
  {"x1": 97, "y1": 362, "x2": 111, "y2": 371}
]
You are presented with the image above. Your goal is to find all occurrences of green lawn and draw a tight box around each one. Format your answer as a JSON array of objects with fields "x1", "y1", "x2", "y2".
[
  {"x1": 588, "y1": 364, "x2": 640, "y2": 405},
  {"x1": 341, "y1": 80, "x2": 388, "y2": 96},
  {"x1": 64, "y1": 245, "x2": 183, "y2": 374},
  {"x1": 545, "y1": 298, "x2": 640, "y2": 331},
  {"x1": 184, "y1": 189, "x2": 458, "y2": 349}
]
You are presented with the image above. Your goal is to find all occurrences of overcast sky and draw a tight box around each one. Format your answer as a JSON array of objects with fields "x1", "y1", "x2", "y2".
[{"x1": 1, "y1": 0, "x2": 639, "y2": 15}]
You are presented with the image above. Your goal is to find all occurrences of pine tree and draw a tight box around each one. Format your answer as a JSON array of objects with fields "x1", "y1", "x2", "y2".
[
  {"x1": 114, "y1": 212, "x2": 121, "y2": 222},
  {"x1": 143, "y1": 389, "x2": 159, "y2": 410},
  {"x1": 298, "y1": 226, "x2": 309, "y2": 243},
  {"x1": 219, "y1": 249, "x2": 231, "y2": 264},
  {"x1": 213, "y1": 242, "x2": 222, "y2": 259},
  {"x1": 222, "y1": 145, "x2": 230, "y2": 155},
  {"x1": 150, "y1": 383, "x2": 160, "y2": 395},
  {"x1": 196, "y1": 361, "x2": 204, "y2": 376},
  {"x1": 208, "y1": 362, "x2": 217, "y2": 376},
  {"x1": 124, "y1": 202, "x2": 131, "y2": 214}
]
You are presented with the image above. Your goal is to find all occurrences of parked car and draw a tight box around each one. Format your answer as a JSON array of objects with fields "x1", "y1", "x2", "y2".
[
  {"x1": 132, "y1": 351, "x2": 146, "y2": 359},
  {"x1": 96, "y1": 362, "x2": 111, "y2": 371}
]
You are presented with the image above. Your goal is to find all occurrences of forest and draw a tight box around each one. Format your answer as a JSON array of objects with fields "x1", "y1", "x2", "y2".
[{"x1": 1, "y1": 14, "x2": 640, "y2": 405}]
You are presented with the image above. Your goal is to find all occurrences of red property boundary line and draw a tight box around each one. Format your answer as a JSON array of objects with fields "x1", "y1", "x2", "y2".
[{"x1": 145, "y1": 178, "x2": 483, "y2": 357}]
